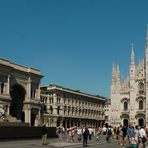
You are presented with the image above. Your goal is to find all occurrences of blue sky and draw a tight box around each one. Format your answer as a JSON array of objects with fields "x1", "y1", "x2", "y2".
[{"x1": 0, "y1": 0, "x2": 148, "y2": 97}]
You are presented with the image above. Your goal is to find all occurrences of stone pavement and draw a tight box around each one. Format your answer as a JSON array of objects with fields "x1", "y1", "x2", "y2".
[{"x1": 0, "y1": 137, "x2": 148, "y2": 148}]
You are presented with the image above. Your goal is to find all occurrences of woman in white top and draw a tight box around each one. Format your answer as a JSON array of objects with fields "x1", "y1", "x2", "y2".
[{"x1": 139, "y1": 126, "x2": 147, "y2": 148}]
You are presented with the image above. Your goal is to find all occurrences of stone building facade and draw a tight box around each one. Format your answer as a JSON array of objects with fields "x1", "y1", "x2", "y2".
[
  {"x1": 110, "y1": 27, "x2": 148, "y2": 127},
  {"x1": 40, "y1": 84, "x2": 106, "y2": 128},
  {"x1": 104, "y1": 99, "x2": 111, "y2": 124},
  {"x1": 0, "y1": 58, "x2": 42, "y2": 126}
]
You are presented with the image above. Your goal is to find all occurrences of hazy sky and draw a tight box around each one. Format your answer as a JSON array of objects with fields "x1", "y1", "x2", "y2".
[{"x1": 0, "y1": 0, "x2": 148, "y2": 97}]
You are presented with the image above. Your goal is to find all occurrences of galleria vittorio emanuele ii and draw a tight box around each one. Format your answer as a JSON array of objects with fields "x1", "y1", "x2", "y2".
[{"x1": 0, "y1": 58, "x2": 107, "y2": 128}]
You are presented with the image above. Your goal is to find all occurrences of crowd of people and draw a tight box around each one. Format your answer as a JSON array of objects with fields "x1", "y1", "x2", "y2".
[{"x1": 56, "y1": 124, "x2": 148, "y2": 148}]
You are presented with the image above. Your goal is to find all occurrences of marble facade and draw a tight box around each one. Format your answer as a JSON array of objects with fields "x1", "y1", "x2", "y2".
[
  {"x1": 0, "y1": 58, "x2": 42, "y2": 126},
  {"x1": 40, "y1": 84, "x2": 106, "y2": 128}
]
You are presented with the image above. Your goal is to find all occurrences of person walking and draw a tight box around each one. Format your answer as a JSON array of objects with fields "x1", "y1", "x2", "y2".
[
  {"x1": 127, "y1": 125, "x2": 135, "y2": 145},
  {"x1": 121, "y1": 124, "x2": 128, "y2": 146},
  {"x1": 77, "y1": 126, "x2": 83, "y2": 141},
  {"x1": 139, "y1": 126, "x2": 147, "y2": 148},
  {"x1": 41, "y1": 124, "x2": 48, "y2": 145},
  {"x1": 83, "y1": 127, "x2": 89, "y2": 147},
  {"x1": 106, "y1": 125, "x2": 112, "y2": 142},
  {"x1": 96, "y1": 127, "x2": 101, "y2": 142}
]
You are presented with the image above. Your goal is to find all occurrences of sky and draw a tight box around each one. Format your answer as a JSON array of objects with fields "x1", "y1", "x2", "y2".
[{"x1": 0, "y1": 0, "x2": 148, "y2": 98}]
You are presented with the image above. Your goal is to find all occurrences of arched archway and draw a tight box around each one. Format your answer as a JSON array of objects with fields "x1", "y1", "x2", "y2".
[
  {"x1": 31, "y1": 112, "x2": 36, "y2": 126},
  {"x1": 123, "y1": 119, "x2": 128, "y2": 126},
  {"x1": 139, "y1": 118, "x2": 144, "y2": 127},
  {"x1": 10, "y1": 84, "x2": 26, "y2": 122}
]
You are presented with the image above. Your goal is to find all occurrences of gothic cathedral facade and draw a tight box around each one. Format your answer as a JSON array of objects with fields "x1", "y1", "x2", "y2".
[{"x1": 110, "y1": 27, "x2": 148, "y2": 127}]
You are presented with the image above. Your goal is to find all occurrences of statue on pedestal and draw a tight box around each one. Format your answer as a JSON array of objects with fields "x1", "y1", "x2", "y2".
[{"x1": 0, "y1": 101, "x2": 8, "y2": 122}]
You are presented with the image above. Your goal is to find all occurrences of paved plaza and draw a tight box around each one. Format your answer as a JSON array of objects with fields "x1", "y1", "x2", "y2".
[{"x1": 0, "y1": 137, "x2": 148, "y2": 148}]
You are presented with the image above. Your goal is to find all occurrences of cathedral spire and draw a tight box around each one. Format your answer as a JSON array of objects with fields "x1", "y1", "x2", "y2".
[
  {"x1": 112, "y1": 63, "x2": 116, "y2": 82},
  {"x1": 145, "y1": 24, "x2": 148, "y2": 55},
  {"x1": 117, "y1": 64, "x2": 120, "y2": 81},
  {"x1": 131, "y1": 43, "x2": 135, "y2": 65},
  {"x1": 146, "y1": 24, "x2": 148, "y2": 49}
]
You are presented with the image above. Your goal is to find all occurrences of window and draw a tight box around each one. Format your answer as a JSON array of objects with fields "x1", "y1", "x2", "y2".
[
  {"x1": 50, "y1": 106, "x2": 53, "y2": 114},
  {"x1": 57, "y1": 106, "x2": 60, "y2": 115},
  {"x1": 0, "y1": 82, "x2": 4, "y2": 94},
  {"x1": 138, "y1": 82, "x2": 144, "y2": 94},
  {"x1": 139, "y1": 100, "x2": 143, "y2": 110},
  {"x1": 124, "y1": 101, "x2": 128, "y2": 111}
]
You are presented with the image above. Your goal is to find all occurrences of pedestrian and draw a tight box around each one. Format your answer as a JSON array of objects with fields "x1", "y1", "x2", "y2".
[
  {"x1": 88, "y1": 127, "x2": 92, "y2": 140},
  {"x1": 106, "y1": 125, "x2": 112, "y2": 142},
  {"x1": 132, "y1": 125, "x2": 139, "y2": 148},
  {"x1": 102, "y1": 125, "x2": 107, "y2": 140},
  {"x1": 139, "y1": 126, "x2": 147, "y2": 148},
  {"x1": 83, "y1": 126, "x2": 89, "y2": 147},
  {"x1": 119, "y1": 125, "x2": 123, "y2": 146},
  {"x1": 116, "y1": 127, "x2": 120, "y2": 140},
  {"x1": 41, "y1": 124, "x2": 48, "y2": 145},
  {"x1": 96, "y1": 127, "x2": 101, "y2": 142},
  {"x1": 77, "y1": 126, "x2": 83, "y2": 141},
  {"x1": 127, "y1": 124, "x2": 135, "y2": 145},
  {"x1": 121, "y1": 124, "x2": 127, "y2": 146}
]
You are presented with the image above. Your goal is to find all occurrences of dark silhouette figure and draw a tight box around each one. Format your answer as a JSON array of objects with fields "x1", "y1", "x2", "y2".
[
  {"x1": 42, "y1": 124, "x2": 48, "y2": 145},
  {"x1": 83, "y1": 127, "x2": 89, "y2": 147}
]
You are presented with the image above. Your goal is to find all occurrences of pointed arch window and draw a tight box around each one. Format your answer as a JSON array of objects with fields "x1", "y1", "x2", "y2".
[
  {"x1": 138, "y1": 82, "x2": 144, "y2": 94},
  {"x1": 139, "y1": 100, "x2": 143, "y2": 110},
  {"x1": 124, "y1": 101, "x2": 128, "y2": 111}
]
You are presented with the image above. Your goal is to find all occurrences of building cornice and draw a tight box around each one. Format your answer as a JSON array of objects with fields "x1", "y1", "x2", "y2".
[
  {"x1": 42, "y1": 84, "x2": 106, "y2": 101},
  {"x1": 0, "y1": 58, "x2": 43, "y2": 77}
]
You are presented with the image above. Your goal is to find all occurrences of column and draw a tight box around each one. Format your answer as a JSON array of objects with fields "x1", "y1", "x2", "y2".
[
  {"x1": 53, "y1": 117, "x2": 57, "y2": 127},
  {"x1": 65, "y1": 120, "x2": 67, "y2": 128},
  {"x1": 7, "y1": 105, "x2": 10, "y2": 115},
  {"x1": 38, "y1": 108, "x2": 41, "y2": 119},
  {"x1": 53, "y1": 93, "x2": 57, "y2": 115},
  {"x1": 60, "y1": 105, "x2": 64, "y2": 115},
  {"x1": 60, "y1": 118, "x2": 63, "y2": 127},
  {"x1": 73, "y1": 120, "x2": 75, "y2": 126},
  {"x1": 46, "y1": 95, "x2": 50, "y2": 114},
  {"x1": 27, "y1": 77, "x2": 31, "y2": 99},
  {"x1": 37, "y1": 84, "x2": 40, "y2": 100},
  {"x1": 60, "y1": 96, "x2": 64, "y2": 115},
  {"x1": 24, "y1": 107, "x2": 31, "y2": 126},
  {"x1": 7, "y1": 75, "x2": 10, "y2": 95},
  {"x1": 34, "y1": 115, "x2": 39, "y2": 126},
  {"x1": 69, "y1": 120, "x2": 71, "y2": 127},
  {"x1": 76, "y1": 120, "x2": 78, "y2": 127}
]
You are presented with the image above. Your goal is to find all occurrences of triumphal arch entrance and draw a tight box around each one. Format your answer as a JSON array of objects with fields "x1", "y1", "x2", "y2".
[{"x1": 0, "y1": 58, "x2": 43, "y2": 126}]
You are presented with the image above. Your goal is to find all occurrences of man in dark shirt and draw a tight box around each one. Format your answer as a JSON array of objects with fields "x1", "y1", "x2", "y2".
[
  {"x1": 42, "y1": 124, "x2": 48, "y2": 145},
  {"x1": 83, "y1": 127, "x2": 89, "y2": 147},
  {"x1": 122, "y1": 125, "x2": 127, "y2": 146}
]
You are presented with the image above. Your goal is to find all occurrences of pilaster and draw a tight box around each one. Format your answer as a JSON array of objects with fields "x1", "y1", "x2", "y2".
[
  {"x1": 24, "y1": 105, "x2": 31, "y2": 126},
  {"x1": 27, "y1": 77, "x2": 31, "y2": 99},
  {"x1": 53, "y1": 93, "x2": 57, "y2": 115},
  {"x1": 7, "y1": 75, "x2": 10, "y2": 95}
]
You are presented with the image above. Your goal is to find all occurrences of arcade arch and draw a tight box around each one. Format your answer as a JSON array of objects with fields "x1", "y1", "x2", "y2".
[
  {"x1": 10, "y1": 84, "x2": 26, "y2": 121},
  {"x1": 0, "y1": 58, "x2": 42, "y2": 126},
  {"x1": 139, "y1": 118, "x2": 144, "y2": 127}
]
